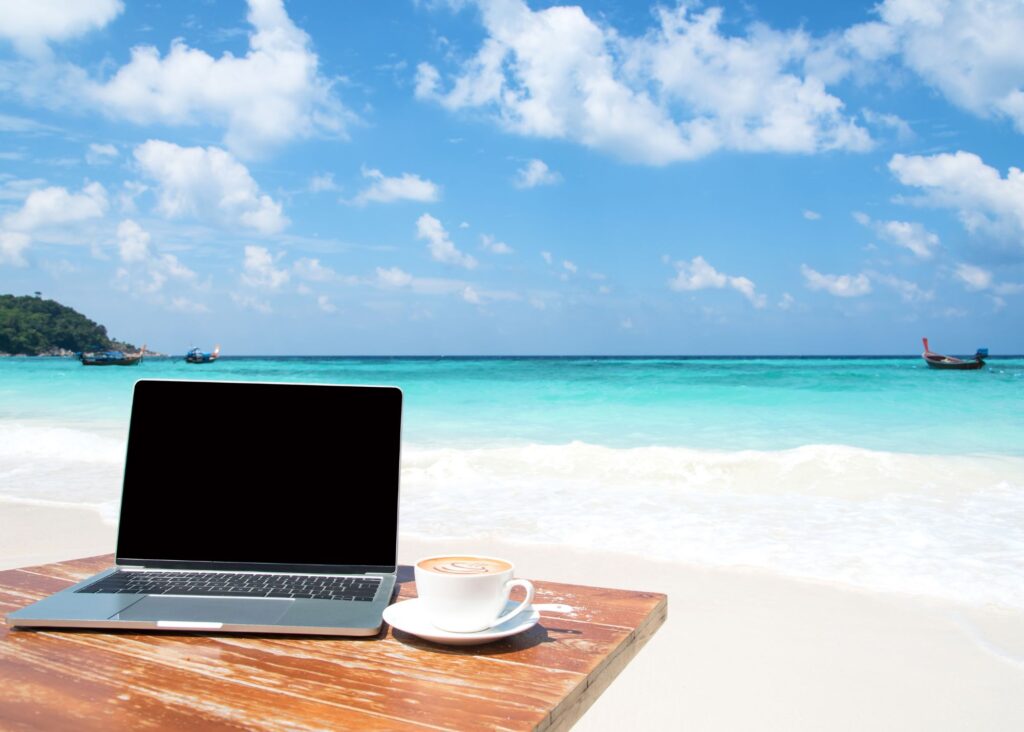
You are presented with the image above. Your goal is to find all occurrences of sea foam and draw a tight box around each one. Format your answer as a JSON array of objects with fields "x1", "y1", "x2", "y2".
[
  {"x1": 3, "y1": 419, "x2": 1022, "y2": 610},
  {"x1": 400, "y1": 442, "x2": 1024, "y2": 610}
]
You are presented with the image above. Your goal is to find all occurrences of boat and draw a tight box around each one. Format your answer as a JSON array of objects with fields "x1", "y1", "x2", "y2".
[
  {"x1": 921, "y1": 338, "x2": 986, "y2": 370},
  {"x1": 185, "y1": 344, "x2": 220, "y2": 364},
  {"x1": 80, "y1": 344, "x2": 146, "y2": 366}
]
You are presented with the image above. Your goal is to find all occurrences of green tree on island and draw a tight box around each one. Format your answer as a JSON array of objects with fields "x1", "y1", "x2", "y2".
[{"x1": 0, "y1": 294, "x2": 136, "y2": 356}]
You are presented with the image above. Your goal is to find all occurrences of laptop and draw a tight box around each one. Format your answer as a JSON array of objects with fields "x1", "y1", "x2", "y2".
[{"x1": 7, "y1": 379, "x2": 402, "y2": 636}]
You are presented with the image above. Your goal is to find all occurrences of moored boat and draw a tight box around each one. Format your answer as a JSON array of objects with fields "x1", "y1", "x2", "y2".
[
  {"x1": 185, "y1": 344, "x2": 220, "y2": 364},
  {"x1": 921, "y1": 338, "x2": 986, "y2": 370},
  {"x1": 80, "y1": 344, "x2": 146, "y2": 366}
]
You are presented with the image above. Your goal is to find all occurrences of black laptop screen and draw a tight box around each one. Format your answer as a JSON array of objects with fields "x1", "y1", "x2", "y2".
[{"x1": 116, "y1": 380, "x2": 402, "y2": 571}]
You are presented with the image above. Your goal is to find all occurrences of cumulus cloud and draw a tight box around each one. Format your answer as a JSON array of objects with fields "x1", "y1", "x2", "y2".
[
  {"x1": 293, "y1": 257, "x2": 336, "y2": 282},
  {"x1": 540, "y1": 251, "x2": 553, "y2": 265},
  {"x1": 351, "y1": 167, "x2": 441, "y2": 206},
  {"x1": 316, "y1": 294, "x2": 336, "y2": 313},
  {"x1": 308, "y1": 173, "x2": 338, "y2": 193},
  {"x1": 562, "y1": 260, "x2": 578, "y2": 274},
  {"x1": 514, "y1": 158, "x2": 561, "y2": 188},
  {"x1": 134, "y1": 140, "x2": 287, "y2": 234},
  {"x1": 116, "y1": 218, "x2": 149, "y2": 263},
  {"x1": 462, "y1": 286, "x2": 483, "y2": 305},
  {"x1": 861, "y1": 108, "x2": 913, "y2": 141},
  {"x1": 670, "y1": 255, "x2": 766, "y2": 307},
  {"x1": 841, "y1": 0, "x2": 1024, "y2": 133},
  {"x1": 241, "y1": 245, "x2": 289, "y2": 289},
  {"x1": 415, "y1": 213, "x2": 477, "y2": 269},
  {"x1": 87, "y1": 0, "x2": 350, "y2": 157},
  {"x1": 800, "y1": 264, "x2": 871, "y2": 297},
  {"x1": 86, "y1": 143, "x2": 118, "y2": 165},
  {"x1": 870, "y1": 272, "x2": 933, "y2": 302},
  {"x1": 889, "y1": 151, "x2": 1024, "y2": 244},
  {"x1": 480, "y1": 234, "x2": 513, "y2": 254},
  {"x1": 3, "y1": 182, "x2": 108, "y2": 231},
  {"x1": 953, "y1": 263, "x2": 993, "y2": 291},
  {"x1": 114, "y1": 218, "x2": 197, "y2": 296},
  {"x1": 0, "y1": 232, "x2": 30, "y2": 266},
  {"x1": 417, "y1": 1, "x2": 869, "y2": 164},
  {"x1": 803, "y1": 209, "x2": 821, "y2": 220},
  {"x1": 854, "y1": 212, "x2": 940, "y2": 259},
  {"x1": 0, "y1": 0, "x2": 123, "y2": 57},
  {"x1": 376, "y1": 266, "x2": 414, "y2": 288}
]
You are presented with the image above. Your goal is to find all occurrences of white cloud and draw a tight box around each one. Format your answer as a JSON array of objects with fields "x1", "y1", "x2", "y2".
[
  {"x1": 316, "y1": 294, "x2": 337, "y2": 313},
  {"x1": 778, "y1": 292, "x2": 795, "y2": 309},
  {"x1": 376, "y1": 266, "x2": 414, "y2": 288},
  {"x1": 418, "y1": 1, "x2": 870, "y2": 164},
  {"x1": 352, "y1": 167, "x2": 440, "y2": 206},
  {"x1": 3, "y1": 182, "x2": 108, "y2": 231},
  {"x1": 861, "y1": 108, "x2": 913, "y2": 141},
  {"x1": 134, "y1": 140, "x2": 287, "y2": 234},
  {"x1": 293, "y1": 257, "x2": 336, "y2": 282},
  {"x1": 415, "y1": 213, "x2": 477, "y2": 269},
  {"x1": 845, "y1": 0, "x2": 1024, "y2": 133},
  {"x1": 308, "y1": 173, "x2": 338, "y2": 193},
  {"x1": 169, "y1": 297, "x2": 209, "y2": 314},
  {"x1": 889, "y1": 151, "x2": 1024, "y2": 244},
  {"x1": 514, "y1": 158, "x2": 561, "y2": 188},
  {"x1": 670, "y1": 255, "x2": 766, "y2": 307},
  {"x1": 803, "y1": 209, "x2": 821, "y2": 220},
  {"x1": 113, "y1": 219, "x2": 197, "y2": 295},
  {"x1": 86, "y1": 143, "x2": 118, "y2": 165},
  {"x1": 480, "y1": 234, "x2": 513, "y2": 254},
  {"x1": 241, "y1": 245, "x2": 289, "y2": 290},
  {"x1": 855, "y1": 212, "x2": 940, "y2": 259},
  {"x1": 953, "y1": 263, "x2": 993, "y2": 291},
  {"x1": 462, "y1": 286, "x2": 483, "y2": 305},
  {"x1": 87, "y1": 0, "x2": 350, "y2": 157},
  {"x1": 231, "y1": 292, "x2": 271, "y2": 313},
  {"x1": 562, "y1": 259, "x2": 578, "y2": 274},
  {"x1": 871, "y1": 273, "x2": 934, "y2": 302},
  {"x1": 800, "y1": 264, "x2": 871, "y2": 297},
  {"x1": 0, "y1": 0, "x2": 123, "y2": 57},
  {"x1": 0, "y1": 232, "x2": 30, "y2": 266},
  {"x1": 116, "y1": 219, "x2": 149, "y2": 263},
  {"x1": 540, "y1": 251, "x2": 553, "y2": 265}
]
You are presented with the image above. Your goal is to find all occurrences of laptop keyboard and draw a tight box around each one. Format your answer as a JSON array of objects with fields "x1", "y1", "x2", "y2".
[{"x1": 76, "y1": 571, "x2": 382, "y2": 601}]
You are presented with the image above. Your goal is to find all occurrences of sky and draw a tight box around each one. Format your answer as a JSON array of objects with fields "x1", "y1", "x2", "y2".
[{"x1": 0, "y1": 0, "x2": 1022, "y2": 355}]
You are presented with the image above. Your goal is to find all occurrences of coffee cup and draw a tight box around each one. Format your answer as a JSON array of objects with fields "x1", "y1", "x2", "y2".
[{"x1": 414, "y1": 555, "x2": 536, "y2": 633}]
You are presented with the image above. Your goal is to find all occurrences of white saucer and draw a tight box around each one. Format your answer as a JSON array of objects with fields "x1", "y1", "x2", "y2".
[{"x1": 383, "y1": 598, "x2": 541, "y2": 646}]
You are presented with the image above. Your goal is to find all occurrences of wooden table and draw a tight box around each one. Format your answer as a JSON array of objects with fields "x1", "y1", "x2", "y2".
[{"x1": 0, "y1": 555, "x2": 666, "y2": 731}]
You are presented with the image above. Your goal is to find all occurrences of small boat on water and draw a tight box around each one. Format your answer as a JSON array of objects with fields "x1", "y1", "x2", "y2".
[
  {"x1": 80, "y1": 344, "x2": 146, "y2": 366},
  {"x1": 921, "y1": 338, "x2": 987, "y2": 370},
  {"x1": 185, "y1": 345, "x2": 220, "y2": 364}
]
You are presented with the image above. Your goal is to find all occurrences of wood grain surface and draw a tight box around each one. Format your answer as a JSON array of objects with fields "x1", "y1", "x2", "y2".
[{"x1": 0, "y1": 556, "x2": 666, "y2": 731}]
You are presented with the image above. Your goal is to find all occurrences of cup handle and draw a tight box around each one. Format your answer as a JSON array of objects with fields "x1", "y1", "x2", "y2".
[{"x1": 490, "y1": 579, "x2": 535, "y2": 629}]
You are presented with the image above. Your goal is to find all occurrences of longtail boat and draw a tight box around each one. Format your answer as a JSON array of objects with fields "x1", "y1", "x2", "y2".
[
  {"x1": 80, "y1": 344, "x2": 146, "y2": 366},
  {"x1": 921, "y1": 338, "x2": 986, "y2": 370},
  {"x1": 185, "y1": 344, "x2": 220, "y2": 364}
]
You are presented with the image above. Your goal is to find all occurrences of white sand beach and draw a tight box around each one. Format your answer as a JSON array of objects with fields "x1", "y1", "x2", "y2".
[{"x1": 3, "y1": 503, "x2": 1022, "y2": 731}]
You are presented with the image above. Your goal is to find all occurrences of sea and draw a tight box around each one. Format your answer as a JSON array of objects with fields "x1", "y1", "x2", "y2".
[{"x1": 2, "y1": 356, "x2": 1023, "y2": 609}]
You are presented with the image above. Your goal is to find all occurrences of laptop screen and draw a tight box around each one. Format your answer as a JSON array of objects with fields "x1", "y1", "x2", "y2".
[{"x1": 116, "y1": 380, "x2": 402, "y2": 572}]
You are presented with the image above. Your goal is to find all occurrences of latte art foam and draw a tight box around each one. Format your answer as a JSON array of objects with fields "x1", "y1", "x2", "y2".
[{"x1": 418, "y1": 556, "x2": 511, "y2": 575}]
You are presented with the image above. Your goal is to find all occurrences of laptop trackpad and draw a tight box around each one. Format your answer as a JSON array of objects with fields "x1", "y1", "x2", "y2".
[{"x1": 113, "y1": 596, "x2": 293, "y2": 626}]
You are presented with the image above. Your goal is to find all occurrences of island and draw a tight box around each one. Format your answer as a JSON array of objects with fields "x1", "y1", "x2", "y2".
[{"x1": 0, "y1": 293, "x2": 137, "y2": 357}]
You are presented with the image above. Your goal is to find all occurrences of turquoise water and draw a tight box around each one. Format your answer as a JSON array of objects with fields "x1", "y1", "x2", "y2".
[
  {"x1": 2, "y1": 355, "x2": 1023, "y2": 608},
  {"x1": 2, "y1": 355, "x2": 1022, "y2": 455}
]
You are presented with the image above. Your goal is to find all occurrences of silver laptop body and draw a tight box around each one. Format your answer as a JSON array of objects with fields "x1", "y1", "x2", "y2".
[{"x1": 7, "y1": 379, "x2": 403, "y2": 637}]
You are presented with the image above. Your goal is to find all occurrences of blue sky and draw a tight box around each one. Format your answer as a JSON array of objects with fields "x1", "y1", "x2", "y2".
[{"x1": 1, "y1": 0, "x2": 1022, "y2": 355}]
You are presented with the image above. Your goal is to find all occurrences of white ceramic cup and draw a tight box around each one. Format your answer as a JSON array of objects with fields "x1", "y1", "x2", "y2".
[{"x1": 414, "y1": 555, "x2": 536, "y2": 633}]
